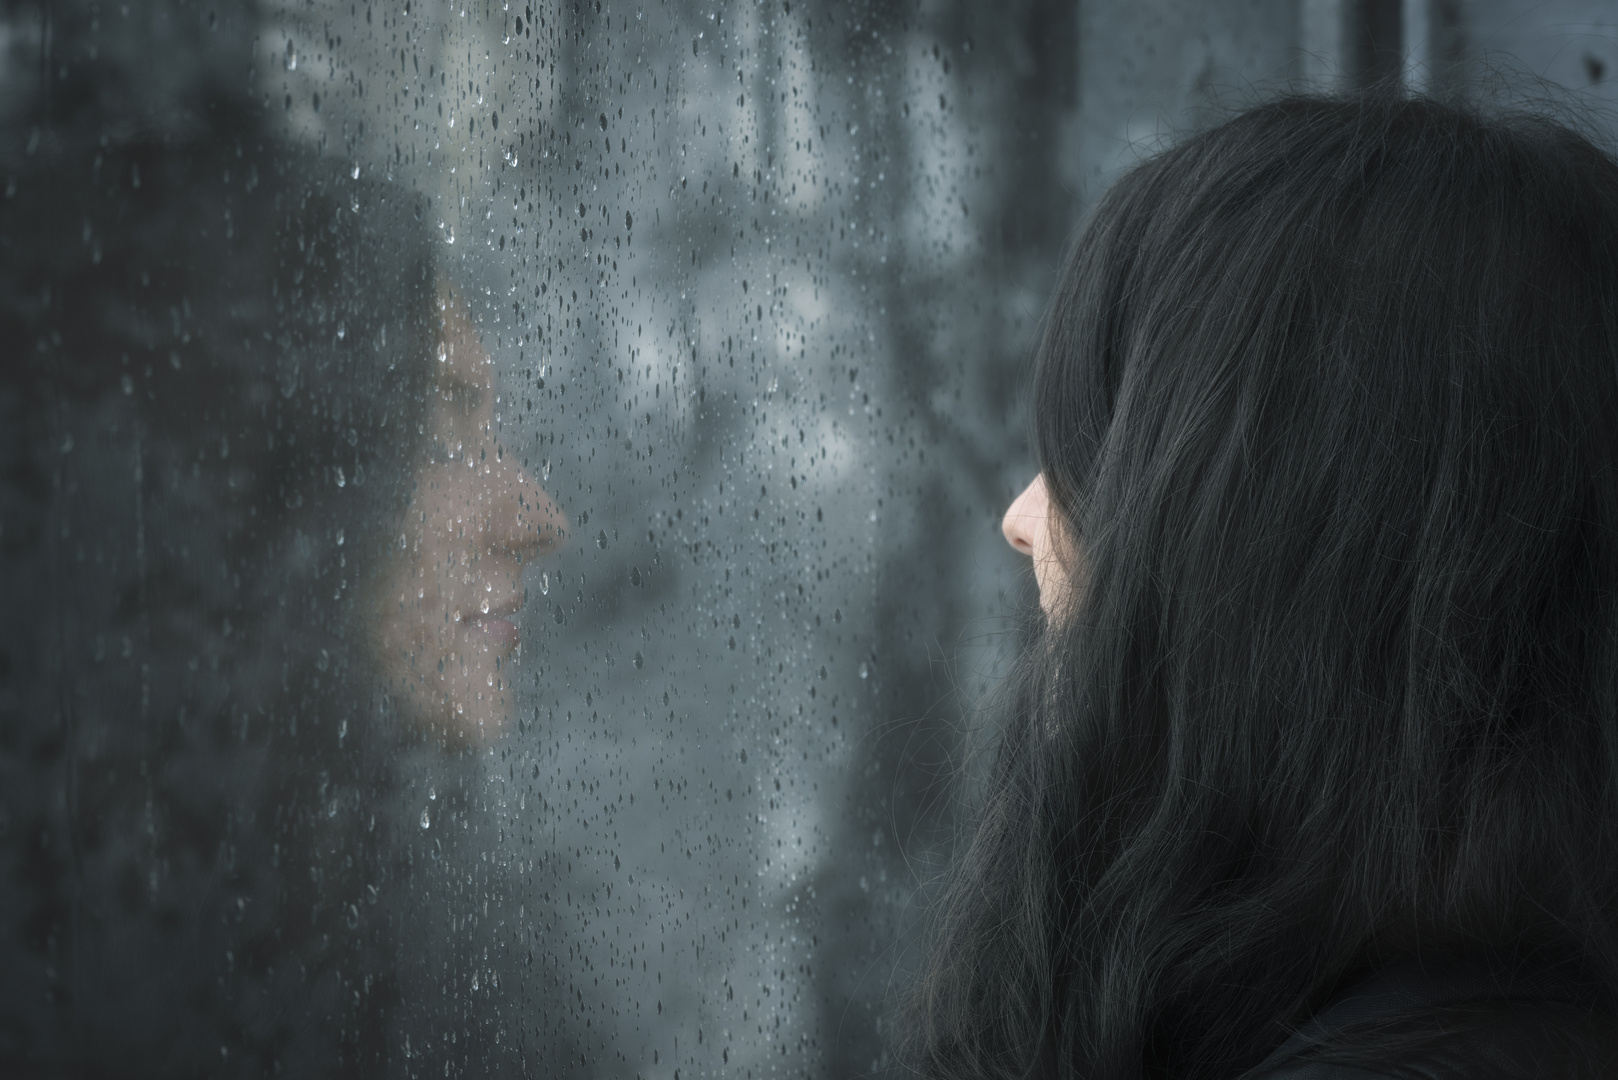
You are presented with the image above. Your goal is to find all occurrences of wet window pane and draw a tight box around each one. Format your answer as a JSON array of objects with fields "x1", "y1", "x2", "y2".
[{"x1": 3, "y1": 1, "x2": 1613, "y2": 1076}]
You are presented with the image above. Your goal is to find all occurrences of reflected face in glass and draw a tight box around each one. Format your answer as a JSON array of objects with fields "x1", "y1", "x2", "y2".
[
  {"x1": 375, "y1": 283, "x2": 567, "y2": 742},
  {"x1": 1001, "y1": 473, "x2": 1074, "y2": 620}
]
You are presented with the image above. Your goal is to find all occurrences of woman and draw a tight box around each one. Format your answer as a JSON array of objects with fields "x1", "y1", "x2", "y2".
[
  {"x1": 907, "y1": 92, "x2": 1618, "y2": 1079},
  {"x1": 374, "y1": 279, "x2": 567, "y2": 746},
  {"x1": 0, "y1": 15, "x2": 563, "y2": 1072}
]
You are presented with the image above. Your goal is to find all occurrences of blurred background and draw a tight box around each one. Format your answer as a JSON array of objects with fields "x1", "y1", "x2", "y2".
[{"x1": 3, "y1": 0, "x2": 1616, "y2": 1077}]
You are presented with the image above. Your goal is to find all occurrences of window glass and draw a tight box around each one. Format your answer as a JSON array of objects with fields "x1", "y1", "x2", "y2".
[
  {"x1": 3, "y1": 3, "x2": 1050, "y2": 1074},
  {"x1": 4, "y1": 1, "x2": 1612, "y2": 1077},
  {"x1": 259, "y1": 3, "x2": 1047, "y2": 1073}
]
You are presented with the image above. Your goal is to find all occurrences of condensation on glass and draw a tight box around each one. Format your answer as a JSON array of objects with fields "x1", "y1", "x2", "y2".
[
  {"x1": 2, "y1": 2, "x2": 1032, "y2": 1075},
  {"x1": 5, "y1": 0, "x2": 1613, "y2": 1077}
]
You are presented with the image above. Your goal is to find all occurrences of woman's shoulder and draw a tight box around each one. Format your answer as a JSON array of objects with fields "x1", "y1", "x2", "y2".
[{"x1": 1248, "y1": 955, "x2": 1618, "y2": 1080}]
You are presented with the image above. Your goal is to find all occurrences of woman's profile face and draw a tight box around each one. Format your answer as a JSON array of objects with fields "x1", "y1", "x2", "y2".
[
  {"x1": 374, "y1": 282, "x2": 567, "y2": 742},
  {"x1": 1002, "y1": 473, "x2": 1072, "y2": 619}
]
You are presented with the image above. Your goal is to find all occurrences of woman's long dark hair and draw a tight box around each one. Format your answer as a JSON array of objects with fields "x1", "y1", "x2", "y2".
[{"x1": 904, "y1": 92, "x2": 1618, "y2": 1079}]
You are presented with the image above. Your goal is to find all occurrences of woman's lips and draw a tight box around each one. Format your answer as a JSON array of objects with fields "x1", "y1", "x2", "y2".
[
  {"x1": 469, "y1": 615, "x2": 520, "y2": 647},
  {"x1": 453, "y1": 593, "x2": 522, "y2": 648}
]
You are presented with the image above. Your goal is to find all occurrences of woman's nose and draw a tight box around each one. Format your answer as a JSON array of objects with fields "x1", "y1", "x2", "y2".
[
  {"x1": 512, "y1": 464, "x2": 568, "y2": 558},
  {"x1": 481, "y1": 456, "x2": 568, "y2": 558},
  {"x1": 1001, "y1": 473, "x2": 1048, "y2": 556}
]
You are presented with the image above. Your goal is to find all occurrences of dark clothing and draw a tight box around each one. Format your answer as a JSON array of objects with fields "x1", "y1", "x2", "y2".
[{"x1": 1251, "y1": 954, "x2": 1618, "y2": 1079}]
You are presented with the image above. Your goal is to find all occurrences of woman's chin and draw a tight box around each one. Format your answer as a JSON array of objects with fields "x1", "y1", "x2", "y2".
[
  {"x1": 420, "y1": 678, "x2": 512, "y2": 747},
  {"x1": 446, "y1": 648, "x2": 521, "y2": 743},
  {"x1": 449, "y1": 697, "x2": 514, "y2": 745},
  {"x1": 387, "y1": 653, "x2": 517, "y2": 747},
  {"x1": 373, "y1": 610, "x2": 522, "y2": 746}
]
